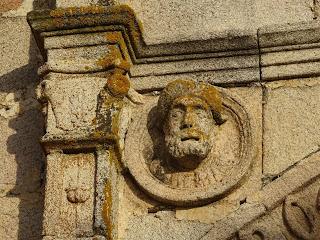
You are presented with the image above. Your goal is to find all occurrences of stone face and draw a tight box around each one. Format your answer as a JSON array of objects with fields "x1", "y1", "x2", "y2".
[
  {"x1": 124, "y1": 81, "x2": 255, "y2": 206},
  {"x1": 263, "y1": 79, "x2": 320, "y2": 176}
]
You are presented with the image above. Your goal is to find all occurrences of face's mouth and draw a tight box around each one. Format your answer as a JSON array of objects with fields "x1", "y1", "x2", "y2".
[
  {"x1": 179, "y1": 128, "x2": 204, "y2": 142},
  {"x1": 180, "y1": 136, "x2": 200, "y2": 142}
]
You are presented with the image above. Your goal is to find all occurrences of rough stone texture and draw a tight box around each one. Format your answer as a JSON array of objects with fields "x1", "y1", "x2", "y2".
[
  {"x1": 175, "y1": 86, "x2": 262, "y2": 223},
  {"x1": 3, "y1": 1, "x2": 320, "y2": 240},
  {"x1": 43, "y1": 153, "x2": 96, "y2": 238},
  {"x1": 0, "y1": 17, "x2": 44, "y2": 240},
  {"x1": 43, "y1": 76, "x2": 106, "y2": 133},
  {"x1": 0, "y1": 193, "x2": 43, "y2": 240},
  {"x1": 124, "y1": 82, "x2": 256, "y2": 206},
  {"x1": 126, "y1": 211, "x2": 212, "y2": 240},
  {"x1": 57, "y1": 0, "x2": 115, "y2": 8},
  {"x1": 1, "y1": 0, "x2": 55, "y2": 17},
  {"x1": 240, "y1": 177, "x2": 320, "y2": 239},
  {"x1": 263, "y1": 79, "x2": 320, "y2": 176},
  {"x1": 119, "y1": 0, "x2": 314, "y2": 45},
  {"x1": 0, "y1": 0, "x2": 22, "y2": 14}
]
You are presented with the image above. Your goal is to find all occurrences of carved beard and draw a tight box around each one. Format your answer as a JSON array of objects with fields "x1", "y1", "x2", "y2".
[{"x1": 164, "y1": 132, "x2": 213, "y2": 169}]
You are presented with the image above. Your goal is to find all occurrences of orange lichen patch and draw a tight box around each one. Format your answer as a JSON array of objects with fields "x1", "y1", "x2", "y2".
[
  {"x1": 105, "y1": 32, "x2": 122, "y2": 44},
  {"x1": 198, "y1": 84, "x2": 222, "y2": 114},
  {"x1": 105, "y1": 32, "x2": 131, "y2": 63},
  {"x1": 96, "y1": 46, "x2": 124, "y2": 69},
  {"x1": 158, "y1": 79, "x2": 224, "y2": 124},
  {"x1": 91, "y1": 129, "x2": 104, "y2": 139},
  {"x1": 117, "y1": 60, "x2": 131, "y2": 72},
  {"x1": 97, "y1": 56, "x2": 118, "y2": 69},
  {"x1": 107, "y1": 73, "x2": 130, "y2": 98},
  {"x1": 103, "y1": 180, "x2": 113, "y2": 240},
  {"x1": 0, "y1": 0, "x2": 22, "y2": 13}
]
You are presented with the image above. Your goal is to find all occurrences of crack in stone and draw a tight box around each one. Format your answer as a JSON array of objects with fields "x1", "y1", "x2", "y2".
[{"x1": 263, "y1": 145, "x2": 320, "y2": 185}]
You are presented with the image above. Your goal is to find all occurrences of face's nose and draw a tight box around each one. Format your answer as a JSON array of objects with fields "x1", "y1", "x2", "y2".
[{"x1": 180, "y1": 108, "x2": 194, "y2": 129}]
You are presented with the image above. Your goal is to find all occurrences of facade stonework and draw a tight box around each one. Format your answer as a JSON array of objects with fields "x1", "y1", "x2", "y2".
[{"x1": 1, "y1": 0, "x2": 320, "y2": 239}]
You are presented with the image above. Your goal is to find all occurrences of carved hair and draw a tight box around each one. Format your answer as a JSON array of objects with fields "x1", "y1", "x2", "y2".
[{"x1": 157, "y1": 79, "x2": 225, "y2": 125}]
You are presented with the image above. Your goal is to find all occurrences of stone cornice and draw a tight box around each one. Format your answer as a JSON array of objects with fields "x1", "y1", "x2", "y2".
[{"x1": 28, "y1": 6, "x2": 320, "y2": 91}]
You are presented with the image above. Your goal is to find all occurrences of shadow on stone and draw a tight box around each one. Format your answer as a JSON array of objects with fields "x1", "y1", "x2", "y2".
[
  {"x1": 2, "y1": 25, "x2": 45, "y2": 239},
  {"x1": 33, "y1": 0, "x2": 56, "y2": 10}
]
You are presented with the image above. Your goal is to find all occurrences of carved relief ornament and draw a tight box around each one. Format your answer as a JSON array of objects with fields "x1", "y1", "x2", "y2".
[{"x1": 124, "y1": 79, "x2": 253, "y2": 206}]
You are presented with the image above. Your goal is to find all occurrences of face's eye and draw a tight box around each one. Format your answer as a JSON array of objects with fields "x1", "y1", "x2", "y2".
[
  {"x1": 194, "y1": 108, "x2": 209, "y2": 118},
  {"x1": 170, "y1": 108, "x2": 184, "y2": 119}
]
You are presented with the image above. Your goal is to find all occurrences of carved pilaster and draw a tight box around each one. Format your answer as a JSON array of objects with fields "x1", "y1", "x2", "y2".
[{"x1": 28, "y1": 5, "x2": 141, "y2": 240}]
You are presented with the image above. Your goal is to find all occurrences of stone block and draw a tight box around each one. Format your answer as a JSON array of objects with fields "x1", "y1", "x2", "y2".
[
  {"x1": 43, "y1": 153, "x2": 96, "y2": 237},
  {"x1": 119, "y1": 0, "x2": 313, "y2": 45},
  {"x1": 0, "y1": 0, "x2": 22, "y2": 14},
  {"x1": 0, "y1": 17, "x2": 41, "y2": 89},
  {"x1": 126, "y1": 211, "x2": 212, "y2": 240},
  {"x1": 0, "y1": 193, "x2": 43, "y2": 240},
  {"x1": 0, "y1": 17, "x2": 43, "y2": 192},
  {"x1": 248, "y1": 149, "x2": 320, "y2": 210},
  {"x1": 263, "y1": 78, "x2": 320, "y2": 176},
  {"x1": 201, "y1": 203, "x2": 266, "y2": 240}
]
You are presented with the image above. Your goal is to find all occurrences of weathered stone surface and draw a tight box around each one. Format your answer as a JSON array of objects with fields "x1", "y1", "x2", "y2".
[
  {"x1": 241, "y1": 177, "x2": 320, "y2": 239},
  {"x1": 43, "y1": 76, "x2": 106, "y2": 133},
  {"x1": 1, "y1": 0, "x2": 55, "y2": 17},
  {"x1": 43, "y1": 153, "x2": 95, "y2": 237},
  {"x1": 56, "y1": 0, "x2": 114, "y2": 8},
  {"x1": 238, "y1": 205, "x2": 288, "y2": 239},
  {"x1": 0, "y1": 0, "x2": 22, "y2": 14},
  {"x1": 263, "y1": 79, "x2": 320, "y2": 176},
  {"x1": 201, "y1": 203, "x2": 266, "y2": 240},
  {"x1": 259, "y1": 21, "x2": 320, "y2": 81},
  {"x1": 248, "y1": 149, "x2": 320, "y2": 210},
  {"x1": 175, "y1": 86, "x2": 263, "y2": 223},
  {"x1": 126, "y1": 211, "x2": 212, "y2": 240},
  {"x1": 0, "y1": 193, "x2": 43, "y2": 240},
  {"x1": 124, "y1": 82, "x2": 256, "y2": 206},
  {"x1": 21, "y1": 2, "x2": 320, "y2": 240},
  {"x1": 0, "y1": 16, "x2": 44, "y2": 240},
  {"x1": 120, "y1": 0, "x2": 313, "y2": 45}
]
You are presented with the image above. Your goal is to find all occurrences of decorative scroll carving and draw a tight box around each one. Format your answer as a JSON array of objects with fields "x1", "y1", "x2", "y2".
[
  {"x1": 124, "y1": 79, "x2": 253, "y2": 206},
  {"x1": 239, "y1": 226, "x2": 286, "y2": 240},
  {"x1": 283, "y1": 187, "x2": 320, "y2": 239}
]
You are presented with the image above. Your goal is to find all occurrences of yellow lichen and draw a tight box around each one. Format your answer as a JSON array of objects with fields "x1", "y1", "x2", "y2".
[
  {"x1": 107, "y1": 73, "x2": 130, "y2": 98},
  {"x1": 102, "y1": 179, "x2": 113, "y2": 240}
]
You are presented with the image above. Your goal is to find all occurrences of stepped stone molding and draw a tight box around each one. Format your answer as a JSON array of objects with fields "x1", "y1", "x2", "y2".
[
  {"x1": 28, "y1": 6, "x2": 320, "y2": 92},
  {"x1": 259, "y1": 21, "x2": 320, "y2": 81}
]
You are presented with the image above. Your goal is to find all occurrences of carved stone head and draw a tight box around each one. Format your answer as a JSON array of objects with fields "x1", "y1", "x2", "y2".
[{"x1": 157, "y1": 79, "x2": 224, "y2": 170}]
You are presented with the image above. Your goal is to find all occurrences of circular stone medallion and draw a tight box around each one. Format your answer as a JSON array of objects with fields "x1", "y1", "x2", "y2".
[{"x1": 123, "y1": 89, "x2": 253, "y2": 207}]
